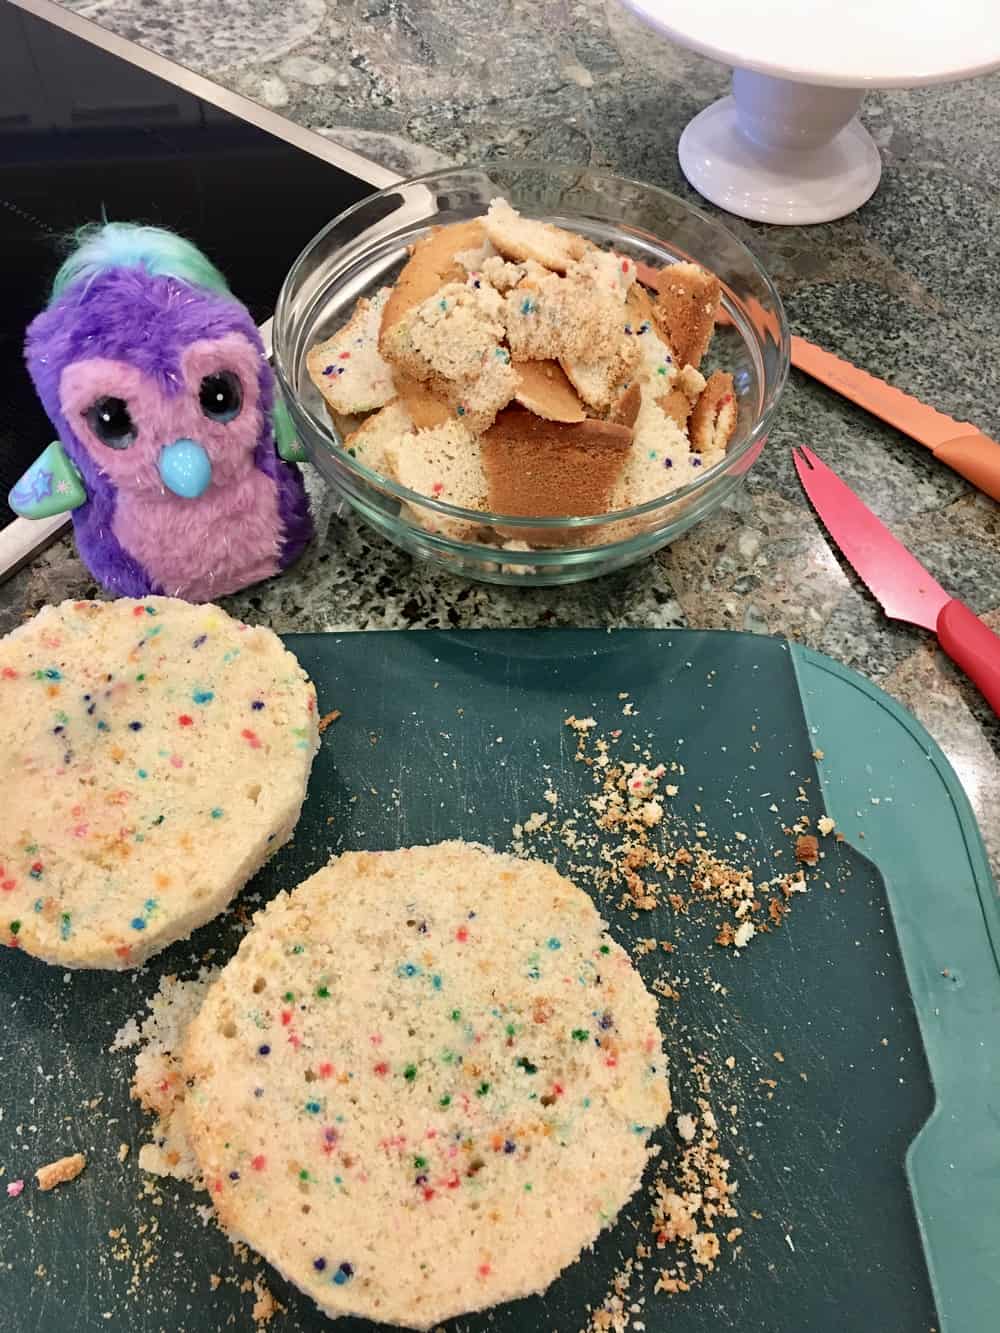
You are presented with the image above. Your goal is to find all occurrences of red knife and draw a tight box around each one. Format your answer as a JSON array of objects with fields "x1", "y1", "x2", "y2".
[{"x1": 793, "y1": 446, "x2": 1000, "y2": 714}]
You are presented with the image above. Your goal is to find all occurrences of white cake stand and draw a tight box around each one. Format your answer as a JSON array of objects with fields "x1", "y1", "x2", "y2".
[{"x1": 623, "y1": 0, "x2": 1000, "y2": 224}]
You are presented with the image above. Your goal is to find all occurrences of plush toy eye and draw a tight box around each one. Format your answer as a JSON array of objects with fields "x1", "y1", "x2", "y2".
[
  {"x1": 85, "y1": 396, "x2": 137, "y2": 450},
  {"x1": 199, "y1": 371, "x2": 243, "y2": 423}
]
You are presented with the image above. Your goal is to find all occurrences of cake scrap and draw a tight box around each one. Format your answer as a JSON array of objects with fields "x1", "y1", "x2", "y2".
[{"x1": 307, "y1": 201, "x2": 739, "y2": 550}]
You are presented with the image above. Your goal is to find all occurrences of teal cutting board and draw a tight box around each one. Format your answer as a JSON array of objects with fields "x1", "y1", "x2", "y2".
[{"x1": 0, "y1": 629, "x2": 995, "y2": 1332}]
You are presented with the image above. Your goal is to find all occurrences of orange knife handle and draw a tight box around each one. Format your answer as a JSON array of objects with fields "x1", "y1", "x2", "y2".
[
  {"x1": 937, "y1": 600, "x2": 1000, "y2": 715},
  {"x1": 932, "y1": 434, "x2": 1000, "y2": 504}
]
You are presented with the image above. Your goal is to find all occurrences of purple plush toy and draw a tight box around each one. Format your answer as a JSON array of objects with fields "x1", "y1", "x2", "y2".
[{"x1": 12, "y1": 223, "x2": 312, "y2": 601}]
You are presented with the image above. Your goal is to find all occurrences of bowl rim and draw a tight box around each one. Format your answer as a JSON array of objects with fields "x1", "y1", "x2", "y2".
[{"x1": 273, "y1": 159, "x2": 790, "y2": 536}]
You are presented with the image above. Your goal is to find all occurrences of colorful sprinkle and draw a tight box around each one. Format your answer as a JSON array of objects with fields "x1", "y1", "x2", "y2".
[
  {"x1": 333, "y1": 1262, "x2": 354, "y2": 1285},
  {"x1": 547, "y1": 937, "x2": 562, "y2": 950},
  {"x1": 313, "y1": 1258, "x2": 327, "y2": 1272},
  {"x1": 571, "y1": 1028, "x2": 589, "y2": 1042},
  {"x1": 6, "y1": 1180, "x2": 25, "y2": 1198},
  {"x1": 241, "y1": 728, "x2": 262, "y2": 749},
  {"x1": 128, "y1": 720, "x2": 142, "y2": 731},
  {"x1": 210, "y1": 807, "x2": 223, "y2": 819},
  {"x1": 251, "y1": 700, "x2": 265, "y2": 710},
  {"x1": 178, "y1": 714, "x2": 193, "y2": 727},
  {"x1": 192, "y1": 689, "x2": 214, "y2": 705},
  {"x1": 403, "y1": 1064, "x2": 417, "y2": 1082}
]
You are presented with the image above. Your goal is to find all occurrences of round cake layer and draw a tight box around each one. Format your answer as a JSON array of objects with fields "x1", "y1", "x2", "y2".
[
  {"x1": 183, "y1": 842, "x2": 670, "y2": 1328},
  {"x1": 0, "y1": 598, "x2": 319, "y2": 969}
]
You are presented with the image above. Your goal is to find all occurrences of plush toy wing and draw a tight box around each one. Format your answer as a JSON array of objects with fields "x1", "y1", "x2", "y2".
[
  {"x1": 9, "y1": 440, "x2": 87, "y2": 519},
  {"x1": 273, "y1": 395, "x2": 309, "y2": 463}
]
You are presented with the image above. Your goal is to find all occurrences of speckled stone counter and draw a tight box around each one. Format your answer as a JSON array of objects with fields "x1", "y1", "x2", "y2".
[{"x1": 4, "y1": 0, "x2": 999, "y2": 876}]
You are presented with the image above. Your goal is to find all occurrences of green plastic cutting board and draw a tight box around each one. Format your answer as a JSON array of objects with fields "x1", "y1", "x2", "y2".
[{"x1": 0, "y1": 629, "x2": 995, "y2": 1332}]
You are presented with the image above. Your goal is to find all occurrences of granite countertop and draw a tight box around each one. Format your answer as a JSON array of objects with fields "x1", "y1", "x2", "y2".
[{"x1": 4, "y1": 0, "x2": 998, "y2": 875}]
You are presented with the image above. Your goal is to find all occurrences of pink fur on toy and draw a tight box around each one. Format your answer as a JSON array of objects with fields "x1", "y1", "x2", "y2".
[{"x1": 59, "y1": 335, "x2": 282, "y2": 599}]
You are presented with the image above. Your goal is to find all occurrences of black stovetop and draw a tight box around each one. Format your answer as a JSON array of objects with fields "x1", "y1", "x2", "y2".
[{"x1": 0, "y1": 1, "x2": 375, "y2": 528}]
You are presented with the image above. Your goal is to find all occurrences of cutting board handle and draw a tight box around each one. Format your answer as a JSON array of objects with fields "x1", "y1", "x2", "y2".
[{"x1": 936, "y1": 600, "x2": 1000, "y2": 715}]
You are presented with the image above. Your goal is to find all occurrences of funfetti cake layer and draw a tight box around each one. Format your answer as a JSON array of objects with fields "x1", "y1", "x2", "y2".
[
  {"x1": 182, "y1": 842, "x2": 671, "y2": 1330},
  {"x1": 0, "y1": 597, "x2": 319, "y2": 970}
]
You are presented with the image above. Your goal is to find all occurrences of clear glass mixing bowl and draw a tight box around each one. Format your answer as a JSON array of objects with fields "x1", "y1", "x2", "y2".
[{"x1": 273, "y1": 162, "x2": 789, "y2": 585}]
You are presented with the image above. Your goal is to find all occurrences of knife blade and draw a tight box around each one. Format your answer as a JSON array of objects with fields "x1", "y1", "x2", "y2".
[
  {"x1": 793, "y1": 445, "x2": 1000, "y2": 714},
  {"x1": 790, "y1": 338, "x2": 1000, "y2": 503}
]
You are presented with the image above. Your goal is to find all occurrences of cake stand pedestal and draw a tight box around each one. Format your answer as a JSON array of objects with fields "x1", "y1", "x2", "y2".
[
  {"x1": 622, "y1": 0, "x2": 1000, "y2": 225},
  {"x1": 678, "y1": 70, "x2": 881, "y2": 225}
]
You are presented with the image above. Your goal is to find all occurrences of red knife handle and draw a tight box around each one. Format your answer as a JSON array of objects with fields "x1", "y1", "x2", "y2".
[{"x1": 936, "y1": 600, "x2": 1000, "y2": 714}]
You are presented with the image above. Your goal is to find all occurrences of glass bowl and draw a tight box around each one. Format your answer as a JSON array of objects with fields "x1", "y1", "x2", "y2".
[{"x1": 273, "y1": 162, "x2": 789, "y2": 586}]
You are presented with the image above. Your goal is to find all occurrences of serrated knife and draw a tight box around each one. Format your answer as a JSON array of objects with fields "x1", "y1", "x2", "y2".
[{"x1": 793, "y1": 445, "x2": 1000, "y2": 714}]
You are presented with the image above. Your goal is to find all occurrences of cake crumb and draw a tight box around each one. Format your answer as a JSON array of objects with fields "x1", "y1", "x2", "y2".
[
  {"x1": 117, "y1": 1143, "x2": 130, "y2": 1163},
  {"x1": 733, "y1": 920, "x2": 755, "y2": 950},
  {"x1": 6, "y1": 1179, "x2": 24, "y2": 1198},
  {"x1": 252, "y1": 1276, "x2": 283, "y2": 1324},
  {"x1": 795, "y1": 834, "x2": 819, "y2": 865},
  {"x1": 675, "y1": 1113, "x2": 698, "y2": 1143},
  {"x1": 318, "y1": 708, "x2": 342, "y2": 734},
  {"x1": 817, "y1": 815, "x2": 836, "y2": 836},
  {"x1": 35, "y1": 1152, "x2": 86, "y2": 1191}
]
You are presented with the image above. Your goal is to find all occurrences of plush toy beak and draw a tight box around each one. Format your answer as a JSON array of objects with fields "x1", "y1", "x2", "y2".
[{"x1": 159, "y1": 438, "x2": 212, "y2": 499}]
